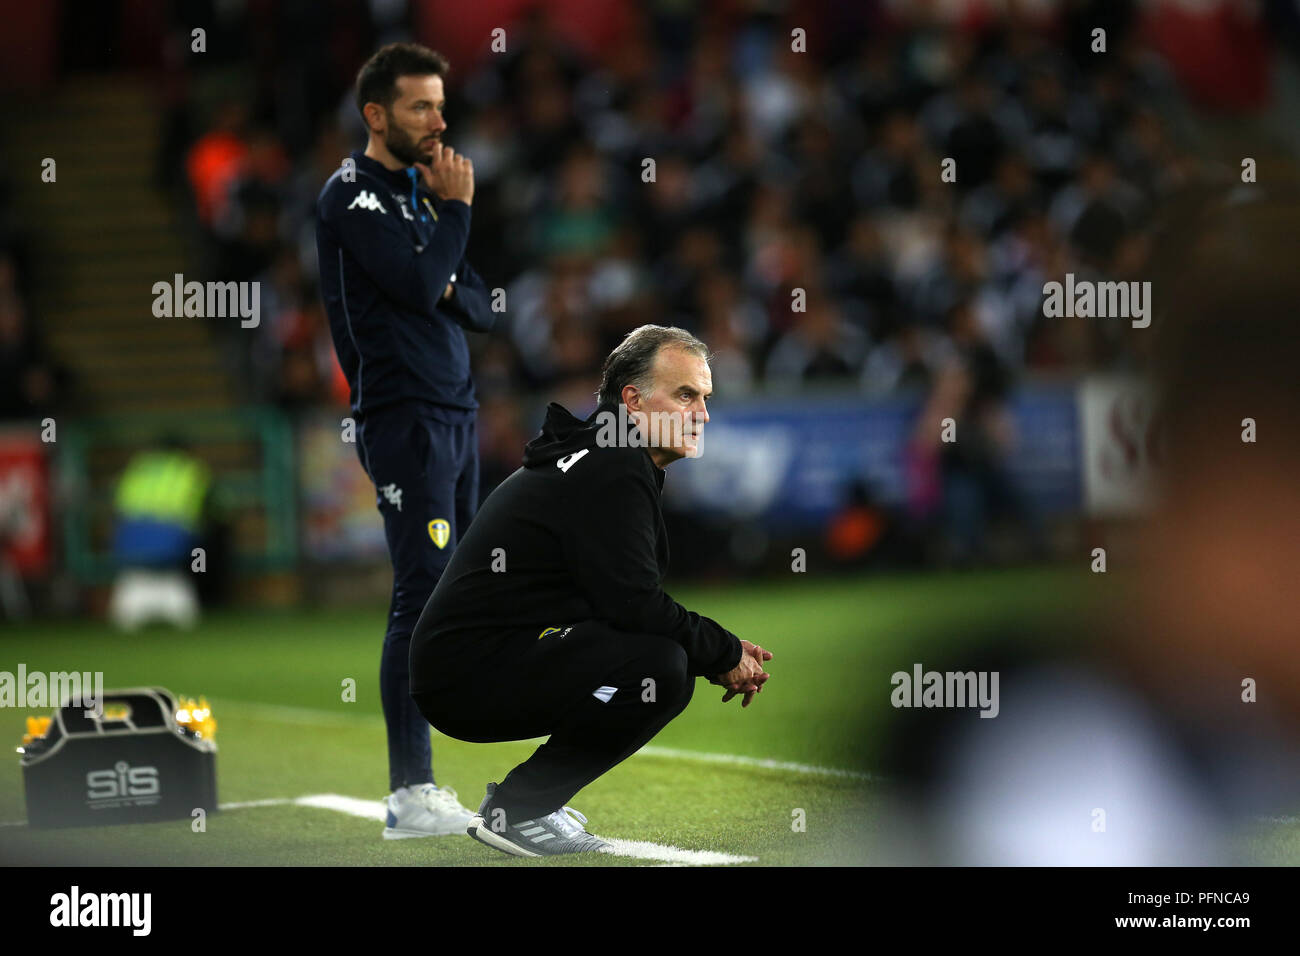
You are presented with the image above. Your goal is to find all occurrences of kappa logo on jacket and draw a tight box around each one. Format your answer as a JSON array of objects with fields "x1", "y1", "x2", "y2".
[
  {"x1": 380, "y1": 482, "x2": 403, "y2": 511},
  {"x1": 347, "y1": 190, "x2": 387, "y2": 214}
]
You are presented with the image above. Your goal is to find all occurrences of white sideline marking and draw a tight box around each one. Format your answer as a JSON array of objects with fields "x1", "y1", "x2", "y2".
[
  {"x1": 599, "y1": 839, "x2": 755, "y2": 865},
  {"x1": 218, "y1": 698, "x2": 880, "y2": 781},
  {"x1": 218, "y1": 793, "x2": 754, "y2": 864},
  {"x1": 638, "y1": 745, "x2": 881, "y2": 782},
  {"x1": 296, "y1": 794, "x2": 386, "y2": 820},
  {"x1": 220, "y1": 794, "x2": 383, "y2": 820}
]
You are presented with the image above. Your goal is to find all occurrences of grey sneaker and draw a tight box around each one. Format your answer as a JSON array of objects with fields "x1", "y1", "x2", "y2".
[{"x1": 467, "y1": 782, "x2": 611, "y2": 857}]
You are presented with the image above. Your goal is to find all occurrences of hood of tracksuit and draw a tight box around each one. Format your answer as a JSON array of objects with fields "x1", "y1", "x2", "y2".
[{"x1": 522, "y1": 400, "x2": 664, "y2": 485}]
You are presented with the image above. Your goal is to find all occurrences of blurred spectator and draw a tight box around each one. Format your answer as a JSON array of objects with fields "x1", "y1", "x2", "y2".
[
  {"x1": 825, "y1": 480, "x2": 889, "y2": 567},
  {"x1": 825, "y1": 215, "x2": 898, "y2": 339},
  {"x1": 185, "y1": 100, "x2": 250, "y2": 230},
  {"x1": 932, "y1": 299, "x2": 1043, "y2": 565},
  {"x1": 764, "y1": 296, "x2": 867, "y2": 387},
  {"x1": 0, "y1": 257, "x2": 65, "y2": 420},
  {"x1": 475, "y1": 394, "x2": 529, "y2": 505},
  {"x1": 695, "y1": 271, "x2": 762, "y2": 396},
  {"x1": 213, "y1": 126, "x2": 293, "y2": 282},
  {"x1": 960, "y1": 153, "x2": 1043, "y2": 238},
  {"x1": 249, "y1": 242, "x2": 346, "y2": 412},
  {"x1": 861, "y1": 322, "x2": 946, "y2": 397},
  {"x1": 107, "y1": 438, "x2": 219, "y2": 630},
  {"x1": 529, "y1": 144, "x2": 618, "y2": 260}
]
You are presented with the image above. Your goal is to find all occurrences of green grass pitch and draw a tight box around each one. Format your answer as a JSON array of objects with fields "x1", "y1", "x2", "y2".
[{"x1": 2, "y1": 567, "x2": 1295, "y2": 865}]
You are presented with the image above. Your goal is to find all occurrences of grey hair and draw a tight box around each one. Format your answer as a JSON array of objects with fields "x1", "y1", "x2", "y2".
[{"x1": 596, "y1": 325, "x2": 710, "y2": 407}]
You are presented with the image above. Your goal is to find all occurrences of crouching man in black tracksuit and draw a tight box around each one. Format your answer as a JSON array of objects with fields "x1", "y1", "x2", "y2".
[{"x1": 409, "y1": 325, "x2": 773, "y2": 857}]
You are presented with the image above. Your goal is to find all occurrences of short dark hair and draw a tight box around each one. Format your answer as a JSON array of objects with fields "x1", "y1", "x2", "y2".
[
  {"x1": 597, "y1": 325, "x2": 710, "y2": 408},
  {"x1": 355, "y1": 43, "x2": 450, "y2": 118}
]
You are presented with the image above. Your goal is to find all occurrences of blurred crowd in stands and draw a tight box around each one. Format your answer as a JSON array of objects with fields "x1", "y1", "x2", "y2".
[
  {"x1": 133, "y1": 0, "x2": 1300, "y2": 566},
  {"x1": 154, "y1": 2, "x2": 1286, "y2": 425},
  {"x1": 7, "y1": 0, "x2": 1298, "y2": 571},
  {"x1": 5, "y1": 0, "x2": 1297, "y2": 436}
]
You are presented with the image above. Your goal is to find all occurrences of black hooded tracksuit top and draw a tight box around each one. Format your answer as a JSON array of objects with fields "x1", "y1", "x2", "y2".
[{"x1": 410, "y1": 400, "x2": 744, "y2": 688}]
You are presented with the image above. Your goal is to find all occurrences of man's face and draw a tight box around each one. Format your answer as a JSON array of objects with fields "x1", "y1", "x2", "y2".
[
  {"x1": 376, "y1": 74, "x2": 447, "y2": 166},
  {"x1": 626, "y1": 347, "x2": 712, "y2": 465}
]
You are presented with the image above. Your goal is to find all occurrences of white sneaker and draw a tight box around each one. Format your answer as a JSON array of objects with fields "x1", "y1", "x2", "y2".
[{"x1": 382, "y1": 783, "x2": 476, "y2": 840}]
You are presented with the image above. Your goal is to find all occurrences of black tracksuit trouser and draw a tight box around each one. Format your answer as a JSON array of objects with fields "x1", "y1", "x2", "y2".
[{"x1": 411, "y1": 619, "x2": 696, "y2": 822}]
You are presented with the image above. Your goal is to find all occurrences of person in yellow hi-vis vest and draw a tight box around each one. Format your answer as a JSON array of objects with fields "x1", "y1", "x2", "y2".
[{"x1": 107, "y1": 438, "x2": 214, "y2": 630}]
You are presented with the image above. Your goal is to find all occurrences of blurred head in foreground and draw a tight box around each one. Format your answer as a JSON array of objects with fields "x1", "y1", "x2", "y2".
[{"x1": 870, "y1": 183, "x2": 1300, "y2": 865}]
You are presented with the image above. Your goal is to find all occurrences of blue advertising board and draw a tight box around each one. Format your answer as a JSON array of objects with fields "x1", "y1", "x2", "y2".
[{"x1": 662, "y1": 385, "x2": 1081, "y2": 531}]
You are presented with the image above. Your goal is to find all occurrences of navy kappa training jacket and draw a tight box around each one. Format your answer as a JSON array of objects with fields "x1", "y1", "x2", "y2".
[{"x1": 316, "y1": 148, "x2": 494, "y2": 421}]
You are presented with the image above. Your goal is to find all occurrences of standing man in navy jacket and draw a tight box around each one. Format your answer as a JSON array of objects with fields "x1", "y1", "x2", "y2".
[{"x1": 316, "y1": 42, "x2": 493, "y2": 838}]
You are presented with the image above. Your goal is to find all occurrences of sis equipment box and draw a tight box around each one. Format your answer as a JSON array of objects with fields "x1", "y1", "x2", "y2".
[{"x1": 19, "y1": 686, "x2": 218, "y2": 829}]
